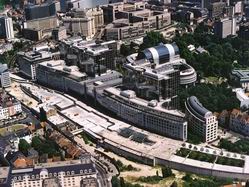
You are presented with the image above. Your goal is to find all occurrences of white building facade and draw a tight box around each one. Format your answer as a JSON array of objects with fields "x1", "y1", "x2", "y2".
[{"x1": 185, "y1": 96, "x2": 218, "y2": 142}]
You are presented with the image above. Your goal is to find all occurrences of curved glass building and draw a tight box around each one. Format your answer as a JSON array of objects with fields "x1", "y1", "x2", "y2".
[
  {"x1": 137, "y1": 43, "x2": 179, "y2": 64},
  {"x1": 185, "y1": 96, "x2": 218, "y2": 142}
]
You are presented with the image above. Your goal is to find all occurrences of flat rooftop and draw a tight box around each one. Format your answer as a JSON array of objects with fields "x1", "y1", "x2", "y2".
[
  {"x1": 104, "y1": 87, "x2": 185, "y2": 118},
  {"x1": 38, "y1": 60, "x2": 87, "y2": 81},
  {"x1": 232, "y1": 69, "x2": 249, "y2": 82}
]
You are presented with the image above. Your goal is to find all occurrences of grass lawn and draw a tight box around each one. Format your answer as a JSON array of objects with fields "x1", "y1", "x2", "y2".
[{"x1": 0, "y1": 124, "x2": 27, "y2": 136}]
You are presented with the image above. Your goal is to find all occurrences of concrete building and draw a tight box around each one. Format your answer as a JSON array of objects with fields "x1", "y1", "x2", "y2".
[
  {"x1": 17, "y1": 46, "x2": 60, "y2": 80},
  {"x1": 73, "y1": 8, "x2": 104, "y2": 31},
  {"x1": 22, "y1": 28, "x2": 43, "y2": 41},
  {"x1": 36, "y1": 59, "x2": 122, "y2": 97},
  {"x1": 0, "y1": 93, "x2": 22, "y2": 120},
  {"x1": 185, "y1": 96, "x2": 218, "y2": 142},
  {"x1": 102, "y1": 2, "x2": 171, "y2": 40},
  {"x1": 238, "y1": 22, "x2": 249, "y2": 40},
  {"x1": 234, "y1": 88, "x2": 249, "y2": 109},
  {"x1": 124, "y1": 43, "x2": 197, "y2": 108},
  {"x1": 23, "y1": 16, "x2": 59, "y2": 31},
  {"x1": 231, "y1": 69, "x2": 249, "y2": 91},
  {"x1": 214, "y1": 17, "x2": 236, "y2": 38},
  {"x1": 24, "y1": 1, "x2": 59, "y2": 20},
  {"x1": 208, "y1": 1, "x2": 226, "y2": 17},
  {"x1": 0, "y1": 64, "x2": 11, "y2": 88},
  {"x1": 62, "y1": 17, "x2": 95, "y2": 39},
  {"x1": 98, "y1": 87, "x2": 188, "y2": 141},
  {"x1": 59, "y1": 37, "x2": 118, "y2": 73},
  {"x1": 0, "y1": 16, "x2": 14, "y2": 40},
  {"x1": 36, "y1": 60, "x2": 87, "y2": 93},
  {"x1": 63, "y1": 8, "x2": 103, "y2": 39},
  {"x1": 229, "y1": 109, "x2": 249, "y2": 136},
  {"x1": 52, "y1": 26, "x2": 67, "y2": 41},
  {"x1": 10, "y1": 158, "x2": 97, "y2": 187},
  {"x1": 67, "y1": 0, "x2": 108, "y2": 9}
]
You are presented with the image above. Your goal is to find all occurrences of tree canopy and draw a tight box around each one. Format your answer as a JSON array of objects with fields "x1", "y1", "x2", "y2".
[
  {"x1": 179, "y1": 83, "x2": 239, "y2": 112},
  {"x1": 18, "y1": 139, "x2": 31, "y2": 155}
]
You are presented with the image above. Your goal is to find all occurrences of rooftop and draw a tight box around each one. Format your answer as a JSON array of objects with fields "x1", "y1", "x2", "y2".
[
  {"x1": 186, "y1": 96, "x2": 212, "y2": 121},
  {"x1": 232, "y1": 69, "x2": 249, "y2": 82},
  {"x1": 38, "y1": 60, "x2": 87, "y2": 81},
  {"x1": 104, "y1": 87, "x2": 185, "y2": 118}
]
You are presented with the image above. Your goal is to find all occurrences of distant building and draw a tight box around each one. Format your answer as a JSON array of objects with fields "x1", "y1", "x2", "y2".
[
  {"x1": 214, "y1": 17, "x2": 236, "y2": 38},
  {"x1": 0, "y1": 16, "x2": 14, "y2": 40},
  {"x1": 231, "y1": 69, "x2": 249, "y2": 91},
  {"x1": 24, "y1": 1, "x2": 59, "y2": 20},
  {"x1": 72, "y1": 8, "x2": 104, "y2": 31},
  {"x1": 238, "y1": 22, "x2": 249, "y2": 40},
  {"x1": 185, "y1": 96, "x2": 218, "y2": 142},
  {"x1": 0, "y1": 64, "x2": 11, "y2": 88},
  {"x1": 23, "y1": 16, "x2": 59, "y2": 33},
  {"x1": 67, "y1": 0, "x2": 108, "y2": 9},
  {"x1": 102, "y1": 2, "x2": 171, "y2": 40},
  {"x1": 23, "y1": 3, "x2": 60, "y2": 41},
  {"x1": 62, "y1": 17, "x2": 96, "y2": 39},
  {"x1": 209, "y1": 2, "x2": 226, "y2": 18}
]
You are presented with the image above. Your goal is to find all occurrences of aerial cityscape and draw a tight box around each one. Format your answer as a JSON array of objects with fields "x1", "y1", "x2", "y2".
[{"x1": 2, "y1": 0, "x2": 249, "y2": 186}]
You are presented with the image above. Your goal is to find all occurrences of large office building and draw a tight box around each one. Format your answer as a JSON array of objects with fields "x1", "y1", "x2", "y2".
[
  {"x1": 63, "y1": 8, "x2": 104, "y2": 39},
  {"x1": 36, "y1": 59, "x2": 122, "y2": 96},
  {"x1": 102, "y1": 2, "x2": 171, "y2": 40},
  {"x1": 17, "y1": 46, "x2": 60, "y2": 80},
  {"x1": 0, "y1": 64, "x2": 11, "y2": 88},
  {"x1": 231, "y1": 69, "x2": 249, "y2": 91},
  {"x1": 62, "y1": 17, "x2": 96, "y2": 39},
  {"x1": 59, "y1": 37, "x2": 118, "y2": 74},
  {"x1": 67, "y1": 0, "x2": 108, "y2": 9},
  {"x1": 0, "y1": 16, "x2": 14, "y2": 40},
  {"x1": 185, "y1": 96, "x2": 218, "y2": 142},
  {"x1": 97, "y1": 87, "x2": 188, "y2": 141},
  {"x1": 24, "y1": 1, "x2": 59, "y2": 20},
  {"x1": 214, "y1": 17, "x2": 236, "y2": 38},
  {"x1": 124, "y1": 43, "x2": 197, "y2": 108},
  {"x1": 36, "y1": 60, "x2": 87, "y2": 93}
]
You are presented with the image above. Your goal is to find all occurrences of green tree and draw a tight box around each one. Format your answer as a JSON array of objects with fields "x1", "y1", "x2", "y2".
[
  {"x1": 31, "y1": 136, "x2": 42, "y2": 150},
  {"x1": 182, "y1": 173, "x2": 192, "y2": 182},
  {"x1": 246, "y1": 180, "x2": 249, "y2": 187},
  {"x1": 140, "y1": 31, "x2": 167, "y2": 50},
  {"x1": 170, "y1": 181, "x2": 178, "y2": 187},
  {"x1": 120, "y1": 177, "x2": 125, "y2": 187},
  {"x1": 39, "y1": 107, "x2": 47, "y2": 122},
  {"x1": 161, "y1": 167, "x2": 173, "y2": 178},
  {"x1": 111, "y1": 176, "x2": 121, "y2": 187},
  {"x1": 120, "y1": 44, "x2": 130, "y2": 56},
  {"x1": 18, "y1": 139, "x2": 31, "y2": 155}
]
